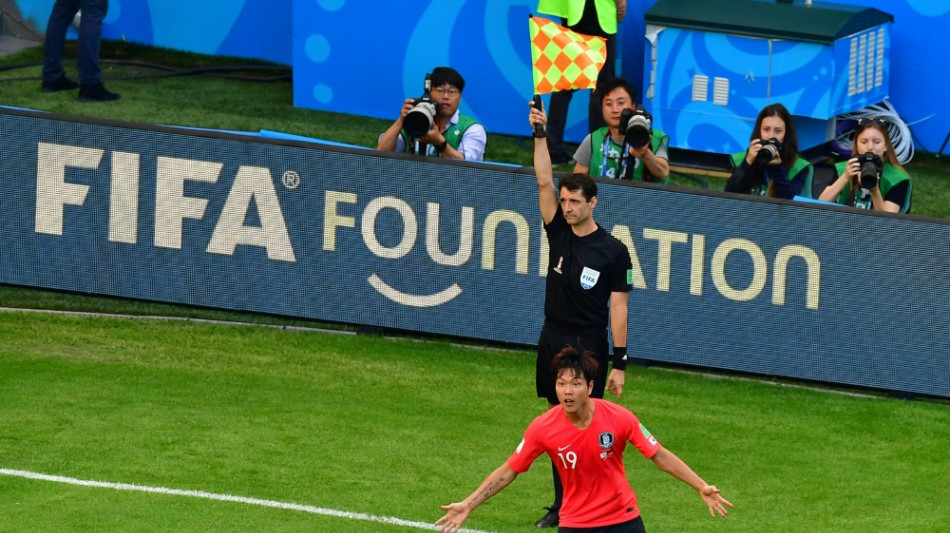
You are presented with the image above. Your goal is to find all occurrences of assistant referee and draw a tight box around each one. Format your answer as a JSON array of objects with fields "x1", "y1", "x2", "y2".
[{"x1": 528, "y1": 98, "x2": 634, "y2": 528}]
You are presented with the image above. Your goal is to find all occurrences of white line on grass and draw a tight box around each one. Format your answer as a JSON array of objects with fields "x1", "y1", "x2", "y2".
[{"x1": 0, "y1": 469, "x2": 495, "y2": 533}]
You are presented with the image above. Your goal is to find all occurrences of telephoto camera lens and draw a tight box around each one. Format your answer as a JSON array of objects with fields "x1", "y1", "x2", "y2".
[
  {"x1": 404, "y1": 100, "x2": 436, "y2": 138},
  {"x1": 620, "y1": 108, "x2": 652, "y2": 148}
]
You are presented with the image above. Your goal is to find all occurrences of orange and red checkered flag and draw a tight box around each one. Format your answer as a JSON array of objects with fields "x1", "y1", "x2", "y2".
[{"x1": 529, "y1": 16, "x2": 607, "y2": 94}]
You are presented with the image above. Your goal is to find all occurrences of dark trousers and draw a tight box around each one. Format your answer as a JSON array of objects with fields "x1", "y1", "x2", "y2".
[{"x1": 43, "y1": 0, "x2": 109, "y2": 85}]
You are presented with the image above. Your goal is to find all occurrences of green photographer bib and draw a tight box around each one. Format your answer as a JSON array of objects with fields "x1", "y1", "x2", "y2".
[
  {"x1": 588, "y1": 127, "x2": 668, "y2": 183},
  {"x1": 402, "y1": 115, "x2": 478, "y2": 157},
  {"x1": 833, "y1": 160, "x2": 910, "y2": 210}
]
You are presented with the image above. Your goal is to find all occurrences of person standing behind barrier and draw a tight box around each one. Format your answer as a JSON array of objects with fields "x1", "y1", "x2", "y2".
[
  {"x1": 528, "y1": 97, "x2": 633, "y2": 529},
  {"x1": 538, "y1": 0, "x2": 626, "y2": 165},
  {"x1": 818, "y1": 118, "x2": 912, "y2": 213},
  {"x1": 376, "y1": 66, "x2": 487, "y2": 161},
  {"x1": 436, "y1": 346, "x2": 733, "y2": 533},
  {"x1": 572, "y1": 77, "x2": 670, "y2": 183},
  {"x1": 41, "y1": 0, "x2": 120, "y2": 102},
  {"x1": 725, "y1": 104, "x2": 812, "y2": 199}
]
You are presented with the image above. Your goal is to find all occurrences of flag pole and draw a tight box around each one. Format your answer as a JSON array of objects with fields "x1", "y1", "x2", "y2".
[{"x1": 528, "y1": 14, "x2": 545, "y2": 137}]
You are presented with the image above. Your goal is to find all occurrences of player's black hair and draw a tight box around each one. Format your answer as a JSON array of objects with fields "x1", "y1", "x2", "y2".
[{"x1": 551, "y1": 345, "x2": 599, "y2": 385}]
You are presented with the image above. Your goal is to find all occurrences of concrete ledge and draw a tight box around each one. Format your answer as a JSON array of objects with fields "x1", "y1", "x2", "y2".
[{"x1": 0, "y1": 34, "x2": 40, "y2": 57}]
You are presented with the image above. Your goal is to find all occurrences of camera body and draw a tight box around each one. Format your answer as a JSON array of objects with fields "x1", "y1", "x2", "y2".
[
  {"x1": 754, "y1": 138, "x2": 783, "y2": 166},
  {"x1": 856, "y1": 152, "x2": 883, "y2": 190},
  {"x1": 404, "y1": 73, "x2": 437, "y2": 139},
  {"x1": 619, "y1": 106, "x2": 653, "y2": 148}
]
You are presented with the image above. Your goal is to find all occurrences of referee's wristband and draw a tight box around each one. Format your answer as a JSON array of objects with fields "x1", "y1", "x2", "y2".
[{"x1": 612, "y1": 347, "x2": 628, "y2": 371}]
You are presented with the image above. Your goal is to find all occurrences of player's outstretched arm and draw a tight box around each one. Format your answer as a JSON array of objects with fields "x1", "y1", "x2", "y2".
[
  {"x1": 650, "y1": 447, "x2": 733, "y2": 517},
  {"x1": 436, "y1": 462, "x2": 519, "y2": 532}
]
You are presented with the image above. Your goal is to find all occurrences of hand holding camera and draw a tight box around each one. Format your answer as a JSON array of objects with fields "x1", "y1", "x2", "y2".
[
  {"x1": 752, "y1": 138, "x2": 783, "y2": 167},
  {"x1": 398, "y1": 98, "x2": 417, "y2": 120},
  {"x1": 853, "y1": 152, "x2": 883, "y2": 190},
  {"x1": 404, "y1": 73, "x2": 438, "y2": 139}
]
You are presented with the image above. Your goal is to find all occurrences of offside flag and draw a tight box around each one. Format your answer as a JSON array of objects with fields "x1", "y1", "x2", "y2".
[{"x1": 529, "y1": 16, "x2": 607, "y2": 94}]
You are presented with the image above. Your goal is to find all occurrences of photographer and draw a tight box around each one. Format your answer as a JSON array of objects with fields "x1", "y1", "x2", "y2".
[
  {"x1": 376, "y1": 67, "x2": 486, "y2": 161},
  {"x1": 726, "y1": 103, "x2": 812, "y2": 199},
  {"x1": 571, "y1": 77, "x2": 669, "y2": 183},
  {"x1": 818, "y1": 118, "x2": 911, "y2": 213}
]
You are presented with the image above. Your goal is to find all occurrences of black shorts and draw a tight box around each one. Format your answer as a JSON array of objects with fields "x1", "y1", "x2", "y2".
[
  {"x1": 558, "y1": 516, "x2": 646, "y2": 533},
  {"x1": 536, "y1": 323, "x2": 609, "y2": 405}
]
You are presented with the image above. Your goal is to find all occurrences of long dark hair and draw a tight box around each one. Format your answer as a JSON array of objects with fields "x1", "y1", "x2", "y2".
[
  {"x1": 749, "y1": 103, "x2": 800, "y2": 197},
  {"x1": 750, "y1": 103, "x2": 800, "y2": 170}
]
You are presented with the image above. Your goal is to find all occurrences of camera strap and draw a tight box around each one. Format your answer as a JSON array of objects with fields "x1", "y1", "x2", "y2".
[
  {"x1": 598, "y1": 134, "x2": 657, "y2": 182},
  {"x1": 598, "y1": 135, "x2": 630, "y2": 180}
]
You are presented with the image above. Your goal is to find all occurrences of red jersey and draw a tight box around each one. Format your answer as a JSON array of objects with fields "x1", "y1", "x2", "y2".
[{"x1": 507, "y1": 399, "x2": 661, "y2": 528}]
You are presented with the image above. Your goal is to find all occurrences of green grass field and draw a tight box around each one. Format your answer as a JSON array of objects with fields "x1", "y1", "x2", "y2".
[{"x1": 1, "y1": 311, "x2": 947, "y2": 532}]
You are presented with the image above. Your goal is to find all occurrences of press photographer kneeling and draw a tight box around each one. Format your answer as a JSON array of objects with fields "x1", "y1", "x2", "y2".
[
  {"x1": 818, "y1": 118, "x2": 912, "y2": 213},
  {"x1": 571, "y1": 77, "x2": 670, "y2": 183},
  {"x1": 376, "y1": 66, "x2": 487, "y2": 161},
  {"x1": 726, "y1": 103, "x2": 813, "y2": 199}
]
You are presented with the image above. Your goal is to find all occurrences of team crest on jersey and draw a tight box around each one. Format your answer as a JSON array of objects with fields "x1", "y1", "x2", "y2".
[
  {"x1": 598, "y1": 432, "x2": 615, "y2": 459},
  {"x1": 580, "y1": 267, "x2": 600, "y2": 289}
]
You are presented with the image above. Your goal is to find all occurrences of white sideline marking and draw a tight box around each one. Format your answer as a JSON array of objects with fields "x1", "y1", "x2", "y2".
[{"x1": 0, "y1": 469, "x2": 495, "y2": 533}]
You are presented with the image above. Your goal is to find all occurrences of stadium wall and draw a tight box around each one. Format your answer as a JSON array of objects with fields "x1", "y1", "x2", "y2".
[
  {"x1": 1, "y1": 107, "x2": 947, "y2": 398},
  {"x1": 7, "y1": 1, "x2": 946, "y2": 151},
  {"x1": 7, "y1": 0, "x2": 291, "y2": 64}
]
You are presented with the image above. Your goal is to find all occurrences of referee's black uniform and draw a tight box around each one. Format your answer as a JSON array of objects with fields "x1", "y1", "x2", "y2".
[{"x1": 536, "y1": 204, "x2": 633, "y2": 405}]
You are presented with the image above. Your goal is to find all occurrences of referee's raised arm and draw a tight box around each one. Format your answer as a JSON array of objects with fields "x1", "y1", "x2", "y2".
[{"x1": 529, "y1": 98, "x2": 558, "y2": 225}]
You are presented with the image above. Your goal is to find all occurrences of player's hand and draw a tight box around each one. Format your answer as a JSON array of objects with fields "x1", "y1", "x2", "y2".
[
  {"x1": 606, "y1": 368, "x2": 625, "y2": 399},
  {"x1": 436, "y1": 502, "x2": 471, "y2": 532},
  {"x1": 699, "y1": 485, "x2": 733, "y2": 517}
]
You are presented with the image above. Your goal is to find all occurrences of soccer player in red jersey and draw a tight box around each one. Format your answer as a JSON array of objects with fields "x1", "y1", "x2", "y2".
[{"x1": 436, "y1": 346, "x2": 732, "y2": 532}]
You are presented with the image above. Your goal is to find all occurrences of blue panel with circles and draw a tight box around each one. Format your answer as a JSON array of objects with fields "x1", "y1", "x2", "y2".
[
  {"x1": 643, "y1": 20, "x2": 891, "y2": 153},
  {"x1": 9, "y1": 0, "x2": 948, "y2": 153}
]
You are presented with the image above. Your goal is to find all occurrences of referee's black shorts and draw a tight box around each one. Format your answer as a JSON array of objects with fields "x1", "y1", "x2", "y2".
[
  {"x1": 558, "y1": 516, "x2": 646, "y2": 533},
  {"x1": 536, "y1": 323, "x2": 609, "y2": 405}
]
